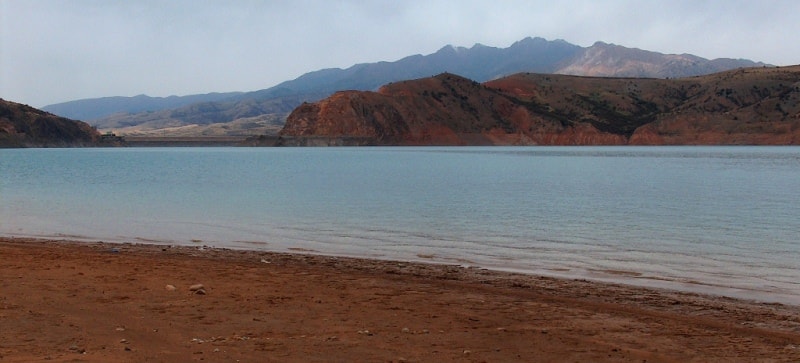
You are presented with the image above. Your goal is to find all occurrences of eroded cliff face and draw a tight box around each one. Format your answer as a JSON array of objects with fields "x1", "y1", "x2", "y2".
[
  {"x1": 280, "y1": 92, "x2": 408, "y2": 143},
  {"x1": 279, "y1": 66, "x2": 800, "y2": 146},
  {"x1": 279, "y1": 73, "x2": 628, "y2": 146},
  {"x1": 630, "y1": 115, "x2": 800, "y2": 145}
]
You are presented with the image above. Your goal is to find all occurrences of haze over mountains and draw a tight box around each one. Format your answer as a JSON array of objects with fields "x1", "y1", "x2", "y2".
[
  {"x1": 42, "y1": 92, "x2": 243, "y2": 122},
  {"x1": 41, "y1": 37, "x2": 768, "y2": 136}
]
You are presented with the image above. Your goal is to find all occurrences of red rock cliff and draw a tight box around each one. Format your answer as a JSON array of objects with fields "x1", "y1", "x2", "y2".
[{"x1": 279, "y1": 66, "x2": 800, "y2": 146}]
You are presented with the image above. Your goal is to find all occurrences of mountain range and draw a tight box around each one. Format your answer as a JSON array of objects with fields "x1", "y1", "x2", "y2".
[
  {"x1": 276, "y1": 66, "x2": 800, "y2": 146},
  {"x1": 41, "y1": 37, "x2": 768, "y2": 136}
]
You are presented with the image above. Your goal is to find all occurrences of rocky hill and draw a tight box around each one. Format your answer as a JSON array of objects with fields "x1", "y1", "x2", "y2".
[
  {"x1": 276, "y1": 66, "x2": 800, "y2": 146},
  {"x1": 43, "y1": 37, "x2": 766, "y2": 137},
  {"x1": 0, "y1": 99, "x2": 102, "y2": 147},
  {"x1": 41, "y1": 92, "x2": 243, "y2": 122}
]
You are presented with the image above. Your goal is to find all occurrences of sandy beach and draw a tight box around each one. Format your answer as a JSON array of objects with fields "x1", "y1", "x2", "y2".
[{"x1": 1, "y1": 237, "x2": 799, "y2": 362}]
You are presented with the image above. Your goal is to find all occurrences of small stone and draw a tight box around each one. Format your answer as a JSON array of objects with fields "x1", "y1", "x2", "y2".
[
  {"x1": 116, "y1": 327, "x2": 125, "y2": 331},
  {"x1": 119, "y1": 339, "x2": 128, "y2": 344},
  {"x1": 165, "y1": 285, "x2": 176, "y2": 291},
  {"x1": 189, "y1": 284, "x2": 206, "y2": 295},
  {"x1": 401, "y1": 327, "x2": 410, "y2": 333},
  {"x1": 463, "y1": 350, "x2": 471, "y2": 355},
  {"x1": 124, "y1": 346, "x2": 131, "y2": 352}
]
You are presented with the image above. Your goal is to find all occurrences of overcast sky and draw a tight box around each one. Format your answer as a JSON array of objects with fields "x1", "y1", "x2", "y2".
[{"x1": 2, "y1": 0, "x2": 799, "y2": 107}]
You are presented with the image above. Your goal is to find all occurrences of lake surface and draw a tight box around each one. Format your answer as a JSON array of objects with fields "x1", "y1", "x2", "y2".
[{"x1": 2, "y1": 146, "x2": 799, "y2": 304}]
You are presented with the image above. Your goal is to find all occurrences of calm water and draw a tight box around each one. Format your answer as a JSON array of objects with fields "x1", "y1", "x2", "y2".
[{"x1": 1, "y1": 146, "x2": 799, "y2": 304}]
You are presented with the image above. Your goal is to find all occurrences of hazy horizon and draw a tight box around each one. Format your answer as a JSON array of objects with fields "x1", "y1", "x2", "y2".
[{"x1": 2, "y1": 0, "x2": 799, "y2": 107}]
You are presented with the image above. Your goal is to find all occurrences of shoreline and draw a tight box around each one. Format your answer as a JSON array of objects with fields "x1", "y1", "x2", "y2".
[
  {"x1": 6, "y1": 232, "x2": 798, "y2": 306},
  {"x1": 2, "y1": 237, "x2": 799, "y2": 362}
]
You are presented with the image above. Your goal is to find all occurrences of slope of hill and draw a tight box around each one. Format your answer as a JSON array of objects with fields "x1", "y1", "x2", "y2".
[
  {"x1": 0, "y1": 99, "x2": 102, "y2": 147},
  {"x1": 41, "y1": 92, "x2": 243, "y2": 121},
  {"x1": 276, "y1": 66, "x2": 800, "y2": 146},
  {"x1": 92, "y1": 92, "x2": 325, "y2": 136},
  {"x1": 45, "y1": 37, "x2": 767, "y2": 137}
]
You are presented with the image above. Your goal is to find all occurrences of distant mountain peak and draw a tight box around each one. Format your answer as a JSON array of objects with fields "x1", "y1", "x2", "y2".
[
  {"x1": 515, "y1": 36, "x2": 547, "y2": 43},
  {"x1": 556, "y1": 41, "x2": 767, "y2": 78},
  {"x1": 437, "y1": 44, "x2": 454, "y2": 52}
]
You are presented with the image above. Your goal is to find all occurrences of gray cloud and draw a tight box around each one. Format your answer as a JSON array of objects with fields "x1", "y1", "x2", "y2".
[{"x1": 2, "y1": 0, "x2": 798, "y2": 107}]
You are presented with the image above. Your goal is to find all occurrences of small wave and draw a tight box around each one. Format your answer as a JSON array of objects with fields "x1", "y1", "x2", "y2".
[
  {"x1": 233, "y1": 240, "x2": 269, "y2": 246},
  {"x1": 288, "y1": 247, "x2": 319, "y2": 253},
  {"x1": 134, "y1": 237, "x2": 168, "y2": 243}
]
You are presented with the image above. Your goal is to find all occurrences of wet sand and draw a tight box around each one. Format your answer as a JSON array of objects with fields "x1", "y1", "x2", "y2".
[{"x1": 1, "y1": 237, "x2": 799, "y2": 362}]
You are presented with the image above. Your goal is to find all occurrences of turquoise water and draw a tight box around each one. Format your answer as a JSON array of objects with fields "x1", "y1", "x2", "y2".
[{"x1": 1, "y1": 146, "x2": 799, "y2": 303}]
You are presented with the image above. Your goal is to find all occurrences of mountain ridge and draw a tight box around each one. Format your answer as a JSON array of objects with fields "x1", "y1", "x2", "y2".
[
  {"x1": 42, "y1": 37, "x2": 769, "y2": 136},
  {"x1": 275, "y1": 66, "x2": 800, "y2": 146}
]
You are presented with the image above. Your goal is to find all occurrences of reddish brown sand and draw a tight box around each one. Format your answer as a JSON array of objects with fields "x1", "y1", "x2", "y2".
[{"x1": 1, "y1": 238, "x2": 799, "y2": 362}]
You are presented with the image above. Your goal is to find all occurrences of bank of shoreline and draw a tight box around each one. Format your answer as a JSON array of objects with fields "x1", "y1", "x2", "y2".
[
  {"x1": 1, "y1": 237, "x2": 799, "y2": 362},
  {"x1": 5, "y1": 231, "x2": 797, "y2": 306}
]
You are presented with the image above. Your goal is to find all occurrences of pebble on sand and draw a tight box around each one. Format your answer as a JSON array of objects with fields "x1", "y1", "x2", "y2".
[{"x1": 189, "y1": 284, "x2": 207, "y2": 295}]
